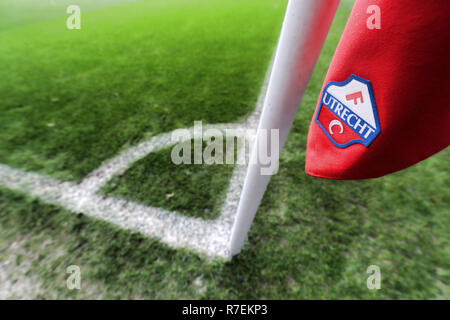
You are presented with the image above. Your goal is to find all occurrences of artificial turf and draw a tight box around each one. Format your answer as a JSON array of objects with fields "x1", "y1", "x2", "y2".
[{"x1": 0, "y1": 0, "x2": 448, "y2": 299}]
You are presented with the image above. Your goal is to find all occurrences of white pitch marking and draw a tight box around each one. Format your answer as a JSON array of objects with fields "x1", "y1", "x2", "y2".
[{"x1": 0, "y1": 58, "x2": 273, "y2": 259}]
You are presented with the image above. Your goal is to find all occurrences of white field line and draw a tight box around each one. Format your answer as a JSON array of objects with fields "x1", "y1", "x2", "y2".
[{"x1": 0, "y1": 61, "x2": 272, "y2": 259}]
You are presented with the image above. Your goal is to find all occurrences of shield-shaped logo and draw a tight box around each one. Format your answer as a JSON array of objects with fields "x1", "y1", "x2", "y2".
[{"x1": 315, "y1": 74, "x2": 380, "y2": 148}]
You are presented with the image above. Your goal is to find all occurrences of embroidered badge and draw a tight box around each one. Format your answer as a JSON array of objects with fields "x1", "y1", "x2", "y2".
[{"x1": 315, "y1": 74, "x2": 380, "y2": 148}]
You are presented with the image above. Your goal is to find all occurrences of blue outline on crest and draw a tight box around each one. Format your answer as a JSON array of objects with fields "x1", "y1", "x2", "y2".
[{"x1": 314, "y1": 74, "x2": 380, "y2": 148}]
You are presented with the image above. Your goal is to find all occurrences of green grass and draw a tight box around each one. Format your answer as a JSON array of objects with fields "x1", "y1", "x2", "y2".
[
  {"x1": 0, "y1": 0, "x2": 137, "y2": 31},
  {"x1": 0, "y1": 0, "x2": 448, "y2": 299},
  {"x1": 0, "y1": 0, "x2": 284, "y2": 180},
  {"x1": 101, "y1": 139, "x2": 235, "y2": 219},
  {"x1": 0, "y1": 148, "x2": 448, "y2": 299}
]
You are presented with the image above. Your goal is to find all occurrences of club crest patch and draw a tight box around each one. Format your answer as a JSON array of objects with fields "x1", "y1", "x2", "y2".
[{"x1": 315, "y1": 74, "x2": 380, "y2": 148}]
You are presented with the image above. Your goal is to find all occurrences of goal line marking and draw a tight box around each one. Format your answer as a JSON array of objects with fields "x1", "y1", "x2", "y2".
[{"x1": 0, "y1": 60, "x2": 273, "y2": 259}]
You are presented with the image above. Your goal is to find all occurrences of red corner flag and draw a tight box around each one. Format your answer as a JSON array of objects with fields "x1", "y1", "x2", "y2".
[{"x1": 305, "y1": 0, "x2": 450, "y2": 179}]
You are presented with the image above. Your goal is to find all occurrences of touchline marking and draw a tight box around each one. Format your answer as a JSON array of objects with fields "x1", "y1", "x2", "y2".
[{"x1": 0, "y1": 61, "x2": 272, "y2": 259}]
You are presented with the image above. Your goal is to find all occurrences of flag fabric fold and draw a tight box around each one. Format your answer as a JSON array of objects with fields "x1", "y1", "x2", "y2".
[{"x1": 305, "y1": 0, "x2": 450, "y2": 180}]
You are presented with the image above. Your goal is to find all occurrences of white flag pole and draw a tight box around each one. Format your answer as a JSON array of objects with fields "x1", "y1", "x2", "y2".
[{"x1": 229, "y1": 0, "x2": 341, "y2": 256}]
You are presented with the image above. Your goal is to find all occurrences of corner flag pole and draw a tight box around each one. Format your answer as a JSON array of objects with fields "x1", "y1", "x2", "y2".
[{"x1": 229, "y1": 0, "x2": 341, "y2": 256}]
